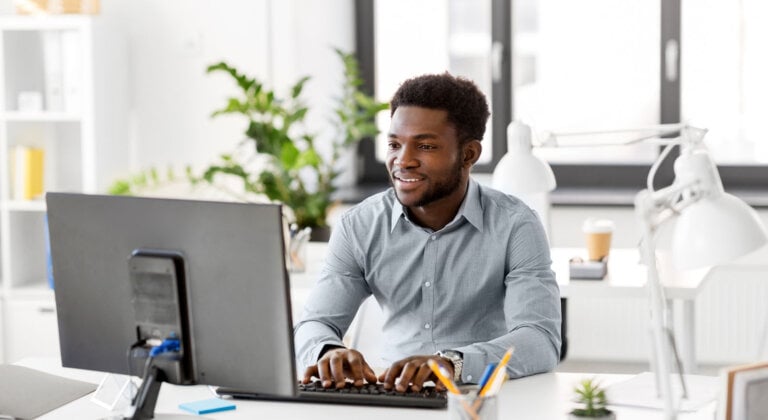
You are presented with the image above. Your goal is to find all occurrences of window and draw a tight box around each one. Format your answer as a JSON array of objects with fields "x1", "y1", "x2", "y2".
[
  {"x1": 356, "y1": 0, "x2": 768, "y2": 199},
  {"x1": 355, "y1": 0, "x2": 510, "y2": 183},
  {"x1": 374, "y1": 0, "x2": 494, "y2": 165},
  {"x1": 682, "y1": 0, "x2": 768, "y2": 165},
  {"x1": 513, "y1": 0, "x2": 660, "y2": 164}
]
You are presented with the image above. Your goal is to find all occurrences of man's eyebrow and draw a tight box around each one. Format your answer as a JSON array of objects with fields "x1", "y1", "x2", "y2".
[{"x1": 388, "y1": 132, "x2": 438, "y2": 140}]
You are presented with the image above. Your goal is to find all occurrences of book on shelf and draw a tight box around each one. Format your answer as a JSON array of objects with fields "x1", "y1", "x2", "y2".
[
  {"x1": 9, "y1": 145, "x2": 46, "y2": 201},
  {"x1": 60, "y1": 29, "x2": 83, "y2": 113},
  {"x1": 42, "y1": 30, "x2": 65, "y2": 112},
  {"x1": 15, "y1": 0, "x2": 101, "y2": 15}
]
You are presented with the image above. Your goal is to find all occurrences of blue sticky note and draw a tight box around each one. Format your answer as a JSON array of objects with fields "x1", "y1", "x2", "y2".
[{"x1": 179, "y1": 398, "x2": 236, "y2": 415}]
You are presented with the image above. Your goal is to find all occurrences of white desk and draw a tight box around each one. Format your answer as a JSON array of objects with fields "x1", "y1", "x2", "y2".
[
  {"x1": 291, "y1": 244, "x2": 709, "y2": 372},
  {"x1": 16, "y1": 358, "x2": 715, "y2": 420},
  {"x1": 553, "y1": 247, "x2": 709, "y2": 373}
]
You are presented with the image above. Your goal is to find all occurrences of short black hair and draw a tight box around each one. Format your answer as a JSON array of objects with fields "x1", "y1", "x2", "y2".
[{"x1": 390, "y1": 72, "x2": 490, "y2": 143}]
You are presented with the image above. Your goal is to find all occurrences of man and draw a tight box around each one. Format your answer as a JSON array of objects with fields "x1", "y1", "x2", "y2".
[{"x1": 294, "y1": 73, "x2": 561, "y2": 393}]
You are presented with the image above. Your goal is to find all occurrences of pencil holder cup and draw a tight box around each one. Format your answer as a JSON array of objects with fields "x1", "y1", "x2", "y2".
[{"x1": 447, "y1": 392, "x2": 497, "y2": 420}]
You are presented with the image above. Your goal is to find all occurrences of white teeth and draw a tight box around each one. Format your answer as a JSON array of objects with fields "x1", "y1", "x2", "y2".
[{"x1": 399, "y1": 178, "x2": 420, "y2": 183}]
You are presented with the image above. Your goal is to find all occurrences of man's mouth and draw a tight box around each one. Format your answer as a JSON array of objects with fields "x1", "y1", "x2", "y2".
[
  {"x1": 391, "y1": 173, "x2": 425, "y2": 192},
  {"x1": 394, "y1": 176, "x2": 423, "y2": 183}
]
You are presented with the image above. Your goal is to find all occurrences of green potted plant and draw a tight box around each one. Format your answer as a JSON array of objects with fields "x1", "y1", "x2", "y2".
[
  {"x1": 197, "y1": 49, "x2": 388, "y2": 240},
  {"x1": 569, "y1": 378, "x2": 615, "y2": 419},
  {"x1": 110, "y1": 49, "x2": 387, "y2": 241}
]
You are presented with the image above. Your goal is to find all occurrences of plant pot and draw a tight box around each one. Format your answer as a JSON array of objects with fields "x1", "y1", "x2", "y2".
[
  {"x1": 309, "y1": 226, "x2": 331, "y2": 242},
  {"x1": 568, "y1": 411, "x2": 616, "y2": 420}
]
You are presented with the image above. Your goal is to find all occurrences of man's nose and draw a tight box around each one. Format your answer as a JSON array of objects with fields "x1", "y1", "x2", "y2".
[{"x1": 394, "y1": 145, "x2": 418, "y2": 168}]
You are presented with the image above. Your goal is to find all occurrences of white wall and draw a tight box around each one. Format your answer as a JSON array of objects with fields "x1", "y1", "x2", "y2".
[
  {"x1": 113, "y1": 0, "x2": 273, "y2": 174},
  {"x1": 113, "y1": 0, "x2": 353, "y2": 179},
  {"x1": 1, "y1": 0, "x2": 354, "y2": 185}
]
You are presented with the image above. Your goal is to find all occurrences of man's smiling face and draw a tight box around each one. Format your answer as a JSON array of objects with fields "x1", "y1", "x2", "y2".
[{"x1": 386, "y1": 106, "x2": 465, "y2": 209}]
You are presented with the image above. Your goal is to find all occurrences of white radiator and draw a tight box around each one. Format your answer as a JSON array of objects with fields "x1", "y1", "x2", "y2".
[{"x1": 566, "y1": 265, "x2": 768, "y2": 366}]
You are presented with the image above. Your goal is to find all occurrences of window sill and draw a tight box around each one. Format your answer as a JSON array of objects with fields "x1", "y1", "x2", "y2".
[
  {"x1": 551, "y1": 187, "x2": 768, "y2": 208},
  {"x1": 336, "y1": 183, "x2": 768, "y2": 208}
]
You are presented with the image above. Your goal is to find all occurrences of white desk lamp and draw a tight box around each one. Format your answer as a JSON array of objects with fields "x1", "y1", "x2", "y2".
[
  {"x1": 492, "y1": 121, "x2": 556, "y2": 233},
  {"x1": 494, "y1": 121, "x2": 768, "y2": 420},
  {"x1": 492, "y1": 121, "x2": 556, "y2": 194}
]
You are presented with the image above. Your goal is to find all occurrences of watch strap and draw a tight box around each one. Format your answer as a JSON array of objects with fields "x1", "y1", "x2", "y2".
[{"x1": 437, "y1": 350, "x2": 463, "y2": 383}]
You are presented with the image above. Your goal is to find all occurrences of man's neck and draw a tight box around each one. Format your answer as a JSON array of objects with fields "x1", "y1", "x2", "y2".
[{"x1": 406, "y1": 181, "x2": 469, "y2": 232}]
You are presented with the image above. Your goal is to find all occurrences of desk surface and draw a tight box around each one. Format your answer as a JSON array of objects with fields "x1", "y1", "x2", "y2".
[
  {"x1": 17, "y1": 358, "x2": 715, "y2": 420},
  {"x1": 552, "y1": 247, "x2": 710, "y2": 300}
]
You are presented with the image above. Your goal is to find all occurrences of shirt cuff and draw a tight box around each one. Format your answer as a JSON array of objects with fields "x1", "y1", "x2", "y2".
[
  {"x1": 455, "y1": 348, "x2": 485, "y2": 384},
  {"x1": 310, "y1": 340, "x2": 345, "y2": 364}
]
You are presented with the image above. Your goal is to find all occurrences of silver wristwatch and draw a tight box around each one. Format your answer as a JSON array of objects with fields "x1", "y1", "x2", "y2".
[{"x1": 437, "y1": 350, "x2": 464, "y2": 383}]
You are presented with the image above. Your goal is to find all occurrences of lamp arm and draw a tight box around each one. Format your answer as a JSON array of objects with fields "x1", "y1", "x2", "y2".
[
  {"x1": 637, "y1": 190, "x2": 686, "y2": 420},
  {"x1": 539, "y1": 123, "x2": 689, "y2": 148},
  {"x1": 647, "y1": 143, "x2": 678, "y2": 193},
  {"x1": 544, "y1": 123, "x2": 687, "y2": 139},
  {"x1": 641, "y1": 221, "x2": 679, "y2": 420}
]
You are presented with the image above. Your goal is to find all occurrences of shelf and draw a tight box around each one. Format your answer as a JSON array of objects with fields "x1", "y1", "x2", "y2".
[
  {"x1": 2, "y1": 200, "x2": 46, "y2": 212},
  {"x1": 0, "y1": 15, "x2": 92, "y2": 31},
  {"x1": 1, "y1": 111, "x2": 82, "y2": 122},
  {"x1": 0, "y1": 12, "x2": 127, "y2": 364},
  {"x1": 4, "y1": 284, "x2": 55, "y2": 300}
]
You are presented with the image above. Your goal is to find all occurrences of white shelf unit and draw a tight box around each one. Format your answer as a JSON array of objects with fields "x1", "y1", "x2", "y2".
[{"x1": 0, "y1": 15, "x2": 129, "y2": 363}]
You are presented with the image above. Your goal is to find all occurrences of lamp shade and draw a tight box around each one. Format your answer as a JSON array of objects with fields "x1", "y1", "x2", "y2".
[
  {"x1": 672, "y1": 192, "x2": 768, "y2": 269},
  {"x1": 492, "y1": 121, "x2": 556, "y2": 194}
]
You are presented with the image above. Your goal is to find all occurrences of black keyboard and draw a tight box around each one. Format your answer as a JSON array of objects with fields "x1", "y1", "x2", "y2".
[{"x1": 217, "y1": 381, "x2": 448, "y2": 409}]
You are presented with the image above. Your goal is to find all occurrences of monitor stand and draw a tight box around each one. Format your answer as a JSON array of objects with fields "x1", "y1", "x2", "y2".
[{"x1": 115, "y1": 365, "x2": 207, "y2": 420}]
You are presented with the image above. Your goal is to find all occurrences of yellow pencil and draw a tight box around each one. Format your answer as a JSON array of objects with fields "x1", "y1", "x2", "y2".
[
  {"x1": 427, "y1": 359, "x2": 461, "y2": 395},
  {"x1": 478, "y1": 345, "x2": 515, "y2": 397}
]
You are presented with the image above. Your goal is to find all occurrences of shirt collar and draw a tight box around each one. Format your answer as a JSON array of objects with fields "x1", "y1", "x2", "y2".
[{"x1": 390, "y1": 178, "x2": 484, "y2": 233}]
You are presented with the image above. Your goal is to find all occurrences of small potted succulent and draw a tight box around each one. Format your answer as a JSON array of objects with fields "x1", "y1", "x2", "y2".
[{"x1": 569, "y1": 378, "x2": 616, "y2": 420}]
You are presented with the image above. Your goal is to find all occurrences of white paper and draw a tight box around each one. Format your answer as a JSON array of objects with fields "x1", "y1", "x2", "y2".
[{"x1": 605, "y1": 371, "x2": 718, "y2": 412}]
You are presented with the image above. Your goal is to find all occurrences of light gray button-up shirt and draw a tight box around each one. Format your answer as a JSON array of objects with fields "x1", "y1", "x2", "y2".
[{"x1": 294, "y1": 178, "x2": 561, "y2": 382}]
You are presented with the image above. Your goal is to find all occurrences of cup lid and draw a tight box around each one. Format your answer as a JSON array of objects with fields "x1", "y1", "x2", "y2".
[{"x1": 582, "y1": 218, "x2": 615, "y2": 233}]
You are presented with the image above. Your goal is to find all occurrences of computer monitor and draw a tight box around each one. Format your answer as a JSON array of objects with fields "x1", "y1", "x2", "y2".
[{"x1": 46, "y1": 193, "x2": 297, "y2": 417}]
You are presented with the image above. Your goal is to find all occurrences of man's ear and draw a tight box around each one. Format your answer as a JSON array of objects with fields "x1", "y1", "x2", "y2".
[{"x1": 462, "y1": 140, "x2": 482, "y2": 168}]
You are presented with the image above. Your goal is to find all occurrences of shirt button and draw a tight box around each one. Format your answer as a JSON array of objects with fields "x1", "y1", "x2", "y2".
[
  {"x1": 424, "y1": 281, "x2": 431, "y2": 287},
  {"x1": 424, "y1": 323, "x2": 431, "y2": 329},
  {"x1": 467, "y1": 375, "x2": 473, "y2": 381},
  {"x1": 430, "y1": 235, "x2": 437, "y2": 241}
]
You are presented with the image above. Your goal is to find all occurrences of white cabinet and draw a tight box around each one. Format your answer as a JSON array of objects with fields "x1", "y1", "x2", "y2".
[
  {"x1": 3, "y1": 296, "x2": 59, "y2": 363},
  {"x1": 0, "y1": 15, "x2": 128, "y2": 363}
]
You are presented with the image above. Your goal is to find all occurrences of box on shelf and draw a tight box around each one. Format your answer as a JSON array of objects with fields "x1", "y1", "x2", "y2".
[{"x1": 15, "y1": 0, "x2": 100, "y2": 15}]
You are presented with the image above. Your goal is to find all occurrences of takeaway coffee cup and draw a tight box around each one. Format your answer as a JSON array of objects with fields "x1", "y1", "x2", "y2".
[{"x1": 582, "y1": 218, "x2": 615, "y2": 261}]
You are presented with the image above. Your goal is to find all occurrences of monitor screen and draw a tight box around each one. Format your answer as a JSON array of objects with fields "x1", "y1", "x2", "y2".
[{"x1": 46, "y1": 193, "x2": 297, "y2": 396}]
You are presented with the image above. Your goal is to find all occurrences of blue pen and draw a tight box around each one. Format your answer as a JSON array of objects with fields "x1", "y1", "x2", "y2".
[{"x1": 477, "y1": 363, "x2": 497, "y2": 391}]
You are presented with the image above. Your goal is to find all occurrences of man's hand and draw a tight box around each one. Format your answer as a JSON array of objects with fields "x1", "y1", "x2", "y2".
[
  {"x1": 301, "y1": 348, "x2": 377, "y2": 389},
  {"x1": 379, "y1": 355, "x2": 453, "y2": 393}
]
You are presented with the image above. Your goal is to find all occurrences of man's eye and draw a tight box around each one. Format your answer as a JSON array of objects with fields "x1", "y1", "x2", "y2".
[
  {"x1": 419, "y1": 144, "x2": 436, "y2": 150},
  {"x1": 388, "y1": 142, "x2": 400, "y2": 150}
]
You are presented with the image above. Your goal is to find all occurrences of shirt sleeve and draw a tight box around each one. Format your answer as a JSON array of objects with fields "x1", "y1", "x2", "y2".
[
  {"x1": 454, "y1": 208, "x2": 562, "y2": 382},
  {"x1": 293, "y1": 217, "x2": 372, "y2": 373}
]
